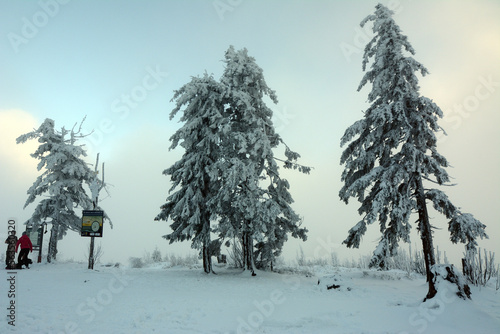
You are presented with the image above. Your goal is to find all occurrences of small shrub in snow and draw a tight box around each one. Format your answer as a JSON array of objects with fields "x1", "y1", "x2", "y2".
[
  {"x1": 164, "y1": 253, "x2": 199, "y2": 267},
  {"x1": 227, "y1": 238, "x2": 244, "y2": 268},
  {"x1": 497, "y1": 265, "x2": 500, "y2": 291},
  {"x1": 102, "y1": 262, "x2": 120, "y2": 268},
  {"x1": 295, "y1": 247, "x2": 306, "y2": 267},
  {"x1": 142, "y1": 251, "x2": 153, "y2": 265},
  {"x1": 411, "y1": 249, "x2": 427, "y2": 276},
  {"x1": 275, "y1": 266, "x2": 314, "y2": 278},
  {"x1": 353, "y1": 255, "x2": 370, "y2": 269},
  {"x1": 461, "y1": 248, "x2": 498, "y2": 287},
  {"x1": 129, "y1": 257, "x2": 144, "y2": 268},
  {"x1": 330, "y1": 252, "x2": 340, "y2": 267},
  {"x1": 295, "y1": 247, "x2": 330, "y2": 267},
  {"x1": 84, "y1": 242, "x2": 103, "y2": 265},
  {"x1": 381, "y1": 247, "x2": 427, "y2": 277},
  {"x1": 151, "y1": 247, "x2": 162, "y2": 263}
]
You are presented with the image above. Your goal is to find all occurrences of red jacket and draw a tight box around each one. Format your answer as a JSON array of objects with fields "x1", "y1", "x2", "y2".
[{"x1": 16, "y1": 235, "x2": 33, "y2": 252}]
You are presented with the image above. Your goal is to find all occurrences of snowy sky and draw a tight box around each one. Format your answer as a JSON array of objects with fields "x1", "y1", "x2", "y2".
[{"x1": 1, "y1": 0, "x2": 499, "y2": 265}]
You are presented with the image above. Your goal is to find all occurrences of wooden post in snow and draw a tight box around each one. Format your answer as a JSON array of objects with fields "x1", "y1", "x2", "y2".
[{"x1": 88, "y1": 153, "x2": 105, "y2": 270}]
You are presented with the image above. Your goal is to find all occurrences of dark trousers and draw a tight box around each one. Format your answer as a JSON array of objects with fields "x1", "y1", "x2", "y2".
[{"x1": 17, "y1": 248, "x2": 30, "y2": 268}]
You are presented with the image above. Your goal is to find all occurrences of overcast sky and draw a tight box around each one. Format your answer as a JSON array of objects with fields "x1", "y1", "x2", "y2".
[{"x1": 1, "y1": 0, "x2": 499, "y2": 266}]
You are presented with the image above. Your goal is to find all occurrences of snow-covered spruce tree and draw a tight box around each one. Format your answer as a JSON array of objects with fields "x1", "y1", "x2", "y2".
[
  {"x1": 155, "y1": 73, "x2": 226, "y2": 274},
  {"x1": 215, "y1": 46, "x2": 309, "y2": 274},
  {"x1": 339, "y1": 4, "x2": 487, "y2": 300},
  {"x1": 16, "y1": 118, "x2": 97, "y2": 262}
]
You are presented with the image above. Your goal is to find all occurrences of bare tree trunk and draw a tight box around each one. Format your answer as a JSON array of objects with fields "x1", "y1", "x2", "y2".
[
  {"x1": 242, "y1": 234, "x2": 247, "y2": 269},
  {"x1": 202, "y1": 243, "x2": 212, "y2": 274},
  {"x1": 200, "y1": 175, "x2": 213, "y2": 274},
  {"x1": 202, "y1": 214, "x2": 212, "y2": 274},
  {"x1": 415, "y1": 173, "x2": 437, "y2": 300},
  {"x1": 242, "y1": 230, "x2": 256, "y2": 276},
  {"x1": 47, "y1": 223, "x2": 59, "y2": 263}
]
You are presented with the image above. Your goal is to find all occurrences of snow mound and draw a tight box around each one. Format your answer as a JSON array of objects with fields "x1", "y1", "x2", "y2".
[{"x1": 431, "y1": 264, "x2": 471, "y2": 300}]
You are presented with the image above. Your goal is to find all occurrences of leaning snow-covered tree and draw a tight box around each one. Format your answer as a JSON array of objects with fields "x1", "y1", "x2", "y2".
[
  {"x1": 339, "y1": 4, "x2": 487, "y2": 300},
  {"x1": 215, "y1": 46, "x2": 309, "y2": 274},
  {"x1": 16, "y1": 118, "x2": 97, "y2": 262},
  {"x1": 155, "y1": 73, "x2": 226, "y2": 274}
]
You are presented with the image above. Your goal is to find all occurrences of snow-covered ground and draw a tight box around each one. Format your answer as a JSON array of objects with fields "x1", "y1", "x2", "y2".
[{"x1": 1, "y1": 262, "x2": 499, "y2": 333}]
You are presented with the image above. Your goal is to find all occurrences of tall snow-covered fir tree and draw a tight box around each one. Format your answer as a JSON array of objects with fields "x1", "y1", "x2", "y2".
[
  {"x1": 17, "y1": 118, "x2": 98, "y2": 262},
  {"x1": 157, "y1": 47, "x2": 310, "y2": 274},
  {"x1": 215, "y1": 46, "x2": 309, "y2": 274},
  {"x1": 155, "y1": 73, "x2": 226, "y2": 274},
  {"x1": 339, "y1": 4, "x2": 487, "y2": 300}
]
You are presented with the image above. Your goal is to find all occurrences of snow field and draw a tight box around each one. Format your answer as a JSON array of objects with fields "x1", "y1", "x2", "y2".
[{"x1": 1, "y1": 262, "x2": 499, "y2": 333}]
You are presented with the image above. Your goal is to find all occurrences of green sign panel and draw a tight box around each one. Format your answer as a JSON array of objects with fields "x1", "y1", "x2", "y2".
[
  {"x1": 81, "y1": 210, "x2": 104, "y2": 237},
  {"x1": 25, "y1": 225, "x2": 43, "y2": 250}
]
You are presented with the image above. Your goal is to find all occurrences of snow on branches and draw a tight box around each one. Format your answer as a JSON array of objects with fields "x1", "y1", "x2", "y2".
[
  {"x1": 156, "y1": 46, "x2": 310, "y2": 274},
  {"x1": 16, "y1": 118, "x2": 100, "y2": 261},
  {"x1": 339, "y1": 4, "x2": 487, "y2": 299}
]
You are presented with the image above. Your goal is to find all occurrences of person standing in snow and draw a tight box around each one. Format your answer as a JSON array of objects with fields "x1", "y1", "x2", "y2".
[
  {"x1": 16, "y1": 231, "x2": 33, "y2": 269},
  {"x1": 5, "y1": 230, "x2": 17, "y2": 269}
]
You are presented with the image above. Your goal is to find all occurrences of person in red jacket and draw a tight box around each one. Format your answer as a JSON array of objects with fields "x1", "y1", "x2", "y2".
[{"x1": 16, "y1": 231, "x2": 33, "y2": 269}]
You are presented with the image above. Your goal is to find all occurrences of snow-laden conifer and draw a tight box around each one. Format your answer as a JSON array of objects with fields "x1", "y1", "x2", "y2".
[
  {"x1": 158, "y1": 48, "x2": 310, "y2": 275},
  {"x1": 155, "y1": 73, "x2": 225, "y2": 274},
  {"x1": 216, "y1": 46, "x2": 309, "y2": 273},
  {"x1": 16, "y1": 118, "x2": 97, "y2": 262},
  {"x1": 340, "y1": 4, "x2": 487, "y2": 300}
]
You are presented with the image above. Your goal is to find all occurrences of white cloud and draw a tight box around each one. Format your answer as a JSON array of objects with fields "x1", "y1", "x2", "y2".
[
  {"x1": 0, "y1": 109, "x2": 39, "y2": 172},
  {"x1": 0, "y1": 110, "x2": 40, "y2": 235}
]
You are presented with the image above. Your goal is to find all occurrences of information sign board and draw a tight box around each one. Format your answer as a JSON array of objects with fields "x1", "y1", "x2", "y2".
[{"x1": 81, "y1": 210, "x2": 104, "y2": 237}]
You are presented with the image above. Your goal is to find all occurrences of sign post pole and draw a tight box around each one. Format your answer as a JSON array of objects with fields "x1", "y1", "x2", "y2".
[
  {"x1": 81, "y1": 210, "x2": 103, "y2": 270},
  {"x1": 85, "y1": 153, "x2": 106, "y2": 270},
  {"x1": 37, "y1": 223, "x2": 46, "y2": 263},
  {"x1": 25, "y1": 223, "x2": 46, "y2": 263},
  {"x1": 88, "y1": 236, "x2": 95, "y2": 270}
]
